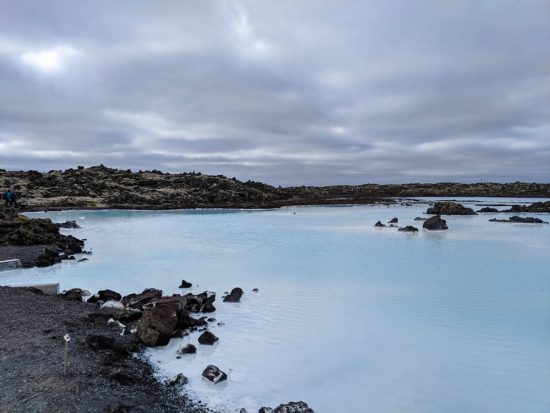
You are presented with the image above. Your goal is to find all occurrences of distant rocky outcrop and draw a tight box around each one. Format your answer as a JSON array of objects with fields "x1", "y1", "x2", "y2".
[
  {"x1": 374, "y1": 221, "x2": 386, "y2": 227},
  {"x1": 489, "y1": 216, "x2": 548, "y2": 224},
  {"x1": 477, "y1": 207, "x2": 499, "y2": 213},
  {"x1": 426, "y1": 202, "x2": 477, "y2": 215},
  {"x1": 423, "y1": 215, "x2": 448, "y2": 230},
  {"x1": 502, "y1": 201, "x2": 550, "y2": 213}
]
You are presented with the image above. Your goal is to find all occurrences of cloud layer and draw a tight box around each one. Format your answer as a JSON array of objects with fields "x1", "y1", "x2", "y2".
[{"x1": 1, "y1": 0, "x2": 549, "y2": 185}]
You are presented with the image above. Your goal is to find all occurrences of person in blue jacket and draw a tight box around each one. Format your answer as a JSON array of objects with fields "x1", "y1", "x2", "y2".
[{"x1": 3, "y1": 190, "x2": 10, "y2": 207}]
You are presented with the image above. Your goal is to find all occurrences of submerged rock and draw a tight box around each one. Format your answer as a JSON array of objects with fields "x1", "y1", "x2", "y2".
[
  {"x1": 489, "y1": 216, "x2": 548, "y2": 224},
  {"x1": 374, "y1": 221, "x2": 386, "y2": 227},
  {"x1": 426, "y1": 202, "x2": 476, "y2": 215},
  {"x1": 202, "y1": 365, "x2": 227, "y2": 383},
  {"x1": 223, "y1": 287, "x2": 244, "y2": 303},
  {"x1": 423, "y1": 215, "x2": 448, "y2": 230},
  {"x1": 398, "y1": 226, "x2": 418, "y2": 232},
  {"x1": 198, "y1": 330, "x2": 219, "y2": 345},
  {"x1": 414, "y1": 217, "x2": 427, "y2": 221}
]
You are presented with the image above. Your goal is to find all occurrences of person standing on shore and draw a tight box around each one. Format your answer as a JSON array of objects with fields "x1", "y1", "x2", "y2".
[{"x1": 3, "y1": 190, "x2": 11, "y2": 207}]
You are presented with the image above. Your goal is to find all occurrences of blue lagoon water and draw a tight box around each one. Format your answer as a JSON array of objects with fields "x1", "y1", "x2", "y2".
[{"x1": 2, "y1": 198, "x2": 550, "y2": 412}]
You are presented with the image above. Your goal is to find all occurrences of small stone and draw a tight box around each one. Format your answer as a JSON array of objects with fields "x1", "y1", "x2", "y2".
[{"x1": 198, "y1": 331, "x2": 218, "y2": 345}]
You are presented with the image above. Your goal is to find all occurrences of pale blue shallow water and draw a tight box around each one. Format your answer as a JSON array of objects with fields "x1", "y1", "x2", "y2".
[{"x1": 2, "y1": 198, "x2": 550, "y2": 412}]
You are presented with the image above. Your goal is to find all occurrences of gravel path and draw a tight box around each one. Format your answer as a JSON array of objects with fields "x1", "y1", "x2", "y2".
[{"x1": 0, "y1": 287, "x2": 217, "y2": 413}]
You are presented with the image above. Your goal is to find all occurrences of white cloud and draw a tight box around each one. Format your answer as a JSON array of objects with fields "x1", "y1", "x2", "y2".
[{"x1": 21, "y1": 45, "x2": 79, "y2": 73}]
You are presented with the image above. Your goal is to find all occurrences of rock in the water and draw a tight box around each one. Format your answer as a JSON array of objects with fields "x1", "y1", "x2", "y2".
[
  {"x1": 56, "y1": 220, "x2": 80, "y2": 229},
  {"x1": 477, "y1": 207, "x2": 499, "y2": 213},
  {"x1": 177, "y1": 343, "x2": 197, "y2": 354},
  {"x1": 179, "y1": 279, "x2": 192, "y2": 288},
  {"x1": 422, "y1": 215, "x2": 448, "y2": 230},
  {"x1": 259, "y1": 409, "x2": 274, "y2": 413},
  {"x1": 374, "y1": 221, "x2": 386, "y2": 227},
  {"x1": 426, "y1": 202, "x2": 476, "y2": 215},
  {"x1": 122, "y1": 288, "x2": 162, "y2": 310},
  {"x1": 252, "y1": 288, "x2": 259, "y2": 293},
  {"x1": 168, "y1": 373, "x2": 188, "y2": 386},
  {"x1": 202, "y1": 365, "x2": 227, "y2": 383},
  {"x1": 414, "y1": 217, "x2": 427, "y2": 221},
  {"x1": 198, "y1": 330, "x2": 218, "y2": 345},
  {"x1": 398, "y1": 226, "x2": 418, "y2": 232},
  {"x1": 503, "y1": 201, "x2": 550, "y2": 213},
  {"x1": 274, "y1": 401, "x2": 315, "y2": 413},
  {"x1": 223, "y1": 287, "x2": 244, "y2": 303},
  {"x1": 489, "y1": 216, "x2": 548, "y2": 224},
  {"x1": 388, "y1": 217, "x2": 398, "y2": 223},
  {"x1": 88, "y1": 289, "x2": 122, "y2": 304}
]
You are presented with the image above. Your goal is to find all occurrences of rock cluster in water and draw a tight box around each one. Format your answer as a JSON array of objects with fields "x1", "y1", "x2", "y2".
[
  {"x1": 489, "y1": 216, "x2": 548, "y2": 224},
  {"x1": 426, "y1": 202, "x2": 477, "y2": 215}
]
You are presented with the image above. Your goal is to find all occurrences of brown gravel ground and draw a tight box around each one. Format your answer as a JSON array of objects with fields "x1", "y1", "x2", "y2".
[{"x1": 0, "y1": 287, "x2": 218, "y2": 413}]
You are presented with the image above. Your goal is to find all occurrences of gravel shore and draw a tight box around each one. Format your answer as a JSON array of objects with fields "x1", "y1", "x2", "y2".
[{"x1": 0, "y1": 287, "x2": 217, "y2": 413}]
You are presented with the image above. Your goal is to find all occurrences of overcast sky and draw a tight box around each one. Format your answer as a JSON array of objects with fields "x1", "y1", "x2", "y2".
[{"x1": 0, "y1": 0, "x2": 549, "y2": 185}]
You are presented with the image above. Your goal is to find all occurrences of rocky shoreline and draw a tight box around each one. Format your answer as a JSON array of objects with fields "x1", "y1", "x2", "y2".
[{"x1": 0, "y1": 286, "x2": 216, "y2": 413}]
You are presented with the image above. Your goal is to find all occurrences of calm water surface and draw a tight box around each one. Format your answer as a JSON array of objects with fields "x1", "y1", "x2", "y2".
[{"x1": 2, "y1": 198, "x2": 550, "y2": 412}]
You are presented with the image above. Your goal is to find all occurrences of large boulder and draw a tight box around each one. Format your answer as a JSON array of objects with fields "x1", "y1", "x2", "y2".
[
  {"x1": 89, "y1": 306, "x2": 143, "y2": 323},
  {"x1": 426, "y1": 202, "x2": 476, "y2": 215},
  {"x1": 423, "y1": 215, "x2": 448, "y2": 230},
  {"x1": 136, "y1": 296, "x2": 186, "y2": 347},
  {"x1": 202, "y1": 365, "x2": 227, "y2": 383},
  {"x1": 223, "y1": 287, "x2": 244, "y2": 303},
  {"x1": 122, "y1": 288, "x2": 162, "y2": 310}
]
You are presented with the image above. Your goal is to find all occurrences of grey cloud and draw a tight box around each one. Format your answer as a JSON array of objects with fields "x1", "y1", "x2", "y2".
[{"x1": 0, "y1": 0, "x2": 549, "y2": 185}]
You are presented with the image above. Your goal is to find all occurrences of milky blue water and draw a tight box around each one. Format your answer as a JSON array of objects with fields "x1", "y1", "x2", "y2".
[{"x1": 2, "y1": 198, "x2": 550, "y2": 412}]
